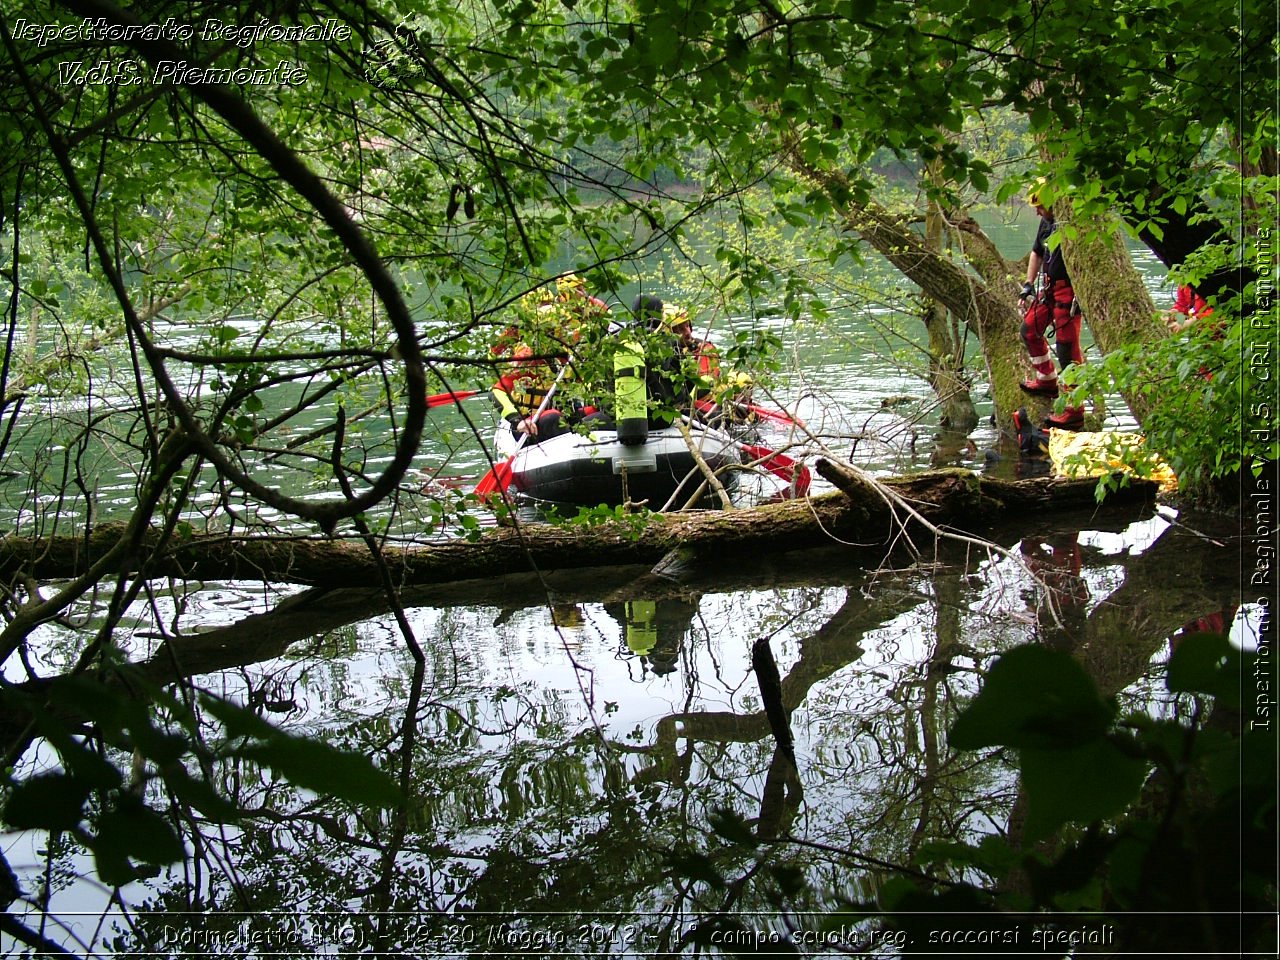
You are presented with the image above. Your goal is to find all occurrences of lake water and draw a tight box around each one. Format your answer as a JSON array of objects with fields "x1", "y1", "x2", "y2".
[
  {"x1": 0, "y1": 210, "x2": 1250, "y2": 955},
  {"x1": 5, "y1": 504, "x2": 1254, "y2": 954}
]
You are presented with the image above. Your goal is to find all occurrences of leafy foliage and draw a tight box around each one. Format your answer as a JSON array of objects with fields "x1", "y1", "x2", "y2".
[
  {"x1": 1064, "y1": 304, "x2": 1268, "y2": 496},
  {"x1": 1, "y1": 665, "x2": 398, "y2": 888},
  {"x1": 668, "y1": 635, "x2": 1272, "y2": 954}
]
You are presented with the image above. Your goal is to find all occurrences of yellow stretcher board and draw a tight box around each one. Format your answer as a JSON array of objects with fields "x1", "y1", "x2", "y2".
[{"x1": 1048, "y1": 429, "x2": 1178, "y2": 494}]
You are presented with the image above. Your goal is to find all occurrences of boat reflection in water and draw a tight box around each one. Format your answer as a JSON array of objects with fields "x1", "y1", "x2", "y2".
[{"x1": 603, "y1": 596, "x2": 699, "y2": 678}]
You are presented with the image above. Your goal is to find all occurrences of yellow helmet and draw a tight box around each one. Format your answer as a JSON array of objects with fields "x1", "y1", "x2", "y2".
[
  {"x1": 519, "y1": 289, "x2": 552, "y2": 314},
  {"x1": 661, "y1": 303, "x2": 690, "y2": 329},
  {"x1": 1026, "y1": 177, "x2": 1049, "y2": 207},
  {"x1": 556, "y1": 273, "x2": 585, "y2": 297}
]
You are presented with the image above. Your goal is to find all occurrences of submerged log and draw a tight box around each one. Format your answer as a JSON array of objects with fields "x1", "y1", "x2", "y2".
[{"x1": 0, "y1": 466, "x2": 1157, "y2": 589}]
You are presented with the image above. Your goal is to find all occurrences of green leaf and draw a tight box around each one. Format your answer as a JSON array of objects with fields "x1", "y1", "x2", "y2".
[
  {"x1": 1021, "y1": 738, "x2": 1147, "y2": 840},
  {"x1": 995, "y1": 179, "x2": 1022, "y2": 204},
  {"x1": 241, "y1": 737, "x2": 401, "y2": 807},
  {"x1": 51, "y1": 736, "x2": 124, "y2": 791},
  {"x1": 950, "y1": 646, "x2": 1113, "y2": 751},
  {"x1": 708, "y1": 807, "x2": 758, "y2": 848},
  {"x1": 1105, "y1": 830, "x2": 1151, "y2": 907},
  {"x1": 129, "y1": 724, "x2": 190, "y2": 766},
  {"x1": 42, "y1": 675, "x2": 128, "y2": 739},
  {"x1": 916, "y1": 834, "x2": 1018, "y2": 877},
  {"x1": 95, "y1": 795, "x2": 186, "y2": 866},
  {"x1": 1166, "y1": 632, "x2": 1241, "y2": 707},
  {"x1": 3, "y1": 773, "x2": 91, "y2": 831},
  {"x1": 665, "y1": 850, "x2": 726, "y2": 889},
  {"x1": 163, "y1": 768, "x2": 242, "y2": 824},
  {"x1": 1192, "y1": 726, "x2": 1244, "y2": 795},
  {"x1": 200, "y1": 694, "x2": 279, "y2": 741},
  {"x1": 914, "y1": 839, "x2": 980, "y2": 867},
  {"x1": 201, "y1": 696, "x2": 398, "y2": 804},
  {"x1": 93, "y1": 843, "x2": 136, "y2": 888},
  {"x1": 769, "y1": 863, "x2": 805, "y2": 898}
]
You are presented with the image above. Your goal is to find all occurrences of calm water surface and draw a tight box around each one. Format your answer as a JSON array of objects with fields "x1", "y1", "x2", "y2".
[{"x1": 1, "y1": 217, "x2": 1248, "y2": 955}]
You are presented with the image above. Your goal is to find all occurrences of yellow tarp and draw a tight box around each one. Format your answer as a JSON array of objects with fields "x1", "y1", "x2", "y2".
[{"x1": 1048, "y1": 429, "x2": 1179, "y2": 493}]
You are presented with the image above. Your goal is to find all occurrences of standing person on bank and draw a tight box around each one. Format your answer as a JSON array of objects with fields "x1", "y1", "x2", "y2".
[{"x1": 1018, "y1": 180, "x2": 1085, "y2": 430}]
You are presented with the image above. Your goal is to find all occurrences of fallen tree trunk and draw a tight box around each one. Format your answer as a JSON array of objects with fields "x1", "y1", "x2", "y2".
[
  {"x1": 0, "y1": 466, "x2": 1158, "y2": 589},
  {"x1": 109, "y1": 502, "x2": 1149, "y2": 688}
]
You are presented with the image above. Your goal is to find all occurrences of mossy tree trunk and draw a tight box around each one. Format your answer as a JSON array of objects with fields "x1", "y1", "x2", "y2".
[
  {"x1": 785, "y1": 152, "x2": 1045, "y2": 437},
  {"x1": 0, "y1": 468, "x2": 1158, "y2": 589},
  {"x1": 922, "y1": 176, "x2": 980, "y2": 432},
  {"x1": 920, "y1": 297, "x2": 979, "y2": 431},
  {"x1": 1058, "y1": 211, "x2": 1165, "y2": 423}
]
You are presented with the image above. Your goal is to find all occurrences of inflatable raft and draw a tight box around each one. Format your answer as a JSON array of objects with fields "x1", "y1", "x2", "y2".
[{"x1": 493, "y1": 420, "x2": 743, "y2": 508}]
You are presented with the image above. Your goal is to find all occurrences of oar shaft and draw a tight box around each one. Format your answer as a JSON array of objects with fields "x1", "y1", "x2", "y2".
[{"x1": 509, "y1": 359, "x2": 573, "y2": 451}]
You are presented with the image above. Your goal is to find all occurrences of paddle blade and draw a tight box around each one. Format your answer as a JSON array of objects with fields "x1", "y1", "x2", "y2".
[
  {"x1": 693, "y1": 397, "x2": 802, "y2": 428},
  {"x1": 427, "y1": 389, "x2": 482, "y2": 409},
  {"x1": 474, "y1": 459, "x2": 514, "y2": 500},
  {"x1": 742, "y1": 402, "x2": 802, "y2": 427},
  {"x1": 741, "y1": 443, "x2": 811, "y2": 498}
]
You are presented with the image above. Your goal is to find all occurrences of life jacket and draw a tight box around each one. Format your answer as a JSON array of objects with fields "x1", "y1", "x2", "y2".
[
  {"x1": 694, "y1": 340, "x2": 721, "y2": 379},
  {"x1": 492, "y1": 346, "x2": 559, "y2": 419},
  {"x1": 1033, "y1": 215, "x2": 1070, "y2": 285}
]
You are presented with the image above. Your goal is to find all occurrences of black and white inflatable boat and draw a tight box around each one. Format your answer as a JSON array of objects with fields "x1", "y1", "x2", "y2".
[{"x1": 493, "y1": 420, "x2": 742, "y2": 508}]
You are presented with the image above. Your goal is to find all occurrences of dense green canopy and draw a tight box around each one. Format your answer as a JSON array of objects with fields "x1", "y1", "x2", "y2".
[{"x1": 0, "y1": 0, "x2": 1271, "y2": 951}]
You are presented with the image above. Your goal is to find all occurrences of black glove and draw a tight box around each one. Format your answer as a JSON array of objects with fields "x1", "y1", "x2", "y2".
[{"x1": 1019, "y1": 282, "x2": 1035, "y2": 300}]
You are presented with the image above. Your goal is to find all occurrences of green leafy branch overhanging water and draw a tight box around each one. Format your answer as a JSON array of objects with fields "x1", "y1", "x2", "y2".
[
  {"x1": 668, "y1": 635, "x2": 1274, "y2": 955},
  {"x1": 0, "y1": 663, "x2": 399, "y2": 891}
]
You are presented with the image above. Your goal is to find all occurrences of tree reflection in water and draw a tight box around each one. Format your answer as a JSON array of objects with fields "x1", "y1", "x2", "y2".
[{"x1": 4, "y1": 506, "x2": 1249, "y2": 955}]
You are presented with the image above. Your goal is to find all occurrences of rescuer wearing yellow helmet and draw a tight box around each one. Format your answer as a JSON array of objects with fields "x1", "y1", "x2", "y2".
[
  {"x1": 663, "y1": 303, "x2": 757, "y2": 422},
  {"x1": 489, "y1": 275, "x2": 613, "y2": 441}
]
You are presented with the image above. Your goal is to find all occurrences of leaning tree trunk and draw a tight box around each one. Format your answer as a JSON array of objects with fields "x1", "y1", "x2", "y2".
[
  {"x1": 843, "y1": 200, "x2": 1038, "y2": 436},
  {"x1": 923, "y1": 174, "x2": 979, "y2": 432},
  {"x1": 1058, "y1": 211, "x2": 1164, "y2": 423},
  {"x1": 783, "y1": 149, "x2": 1044, "y2": 437},
  {"x1": 921, "y1": 298, "x2": 979, "y2": 431}
]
